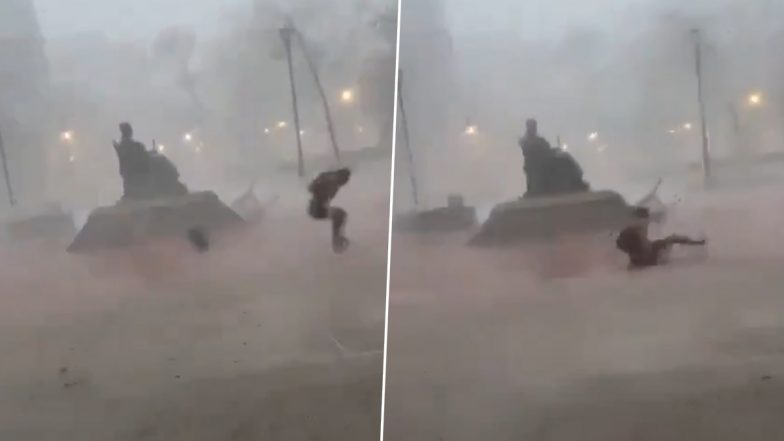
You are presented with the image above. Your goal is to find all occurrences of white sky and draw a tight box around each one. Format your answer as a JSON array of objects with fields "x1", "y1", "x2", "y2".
[
  {"x1": 33, "y1": 0, "x2": 246, "y2": 40},
  {"x1": 443, "y1": 0, "x2": 739, "y2": 39}
]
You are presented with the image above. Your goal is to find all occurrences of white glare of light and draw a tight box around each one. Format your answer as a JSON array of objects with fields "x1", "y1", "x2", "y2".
[
  {"x1": 340, "y1": 89, "x2": 354, "y2": 103},
  {"x1": 183, "y1": 133, "x2": 193, "y2": 142},
  {"x1": 748, "y1": 93, "x2": 762, "y2": 106},
  {"x1": 60, "y1": 131, "x2": 74, "y2": 142},
  {"x1": 668, "y1": 129, "x2": 677, "y2": 134},
  {"x1": 264, "y1": 128, "x2": 271, "y2": 134},
  {"x1": 562, "y1": 144, "x2": 569, "y2": 151},
  {"x1": 464, "y1": 125, "x2": 478, "y2": 135},
  {"x1": 277, "y1": 121, "x2": 287, "y2": 128},
  {"x1": 299, "y1": 130, "x2": 305, "y2": 136},
  {"x1": 588, "y1": 132, "x2": 599, "y2": 141},
  {"x1": 158, "y1": 144, "x2": 165, "y2": 152},
  {"x1": 683, "y1": 123, "x2": 692, "y2": 130}
]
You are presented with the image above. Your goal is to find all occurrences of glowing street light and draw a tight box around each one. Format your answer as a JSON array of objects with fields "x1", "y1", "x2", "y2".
[
  {"x1": 668, "y1": 129, "x2": 677, "y2": 134},
  {"x1": 183, "y1": 133, "x2": 193, "y2": 142},
  {"x1": 340, "y1": 88, "x2": 355, "y2": 104},
  {"x1": 264, "y1": 128, "x2": 271, "y2": 134},
  {"x1": 587, "y1": 132, "x2": 599, "y2": 142},
  {"x1": 60, "y1": 130, "x2": 74, "y2": 142},
  {"x1": 748, "y1": 92, "x2": 762, "y2": 106},
  {"x1": 464, "y1": 125, "x2": 478, "y2": 135},
  {"x1": 562, "y1": 144, "x2": 569, "y2": 151},
  {"x1": 299, "y1": 129, "x2": 305, "y2": 136},
  {"x1": 158, "y1": 144, "x2": 166, "y2": 153},
  {"x1": 277, "y1": 121, "x2": 288, "y2": 129},
  {"x1": 683, "y1": 122, "x2": 692, "y2": 130}
]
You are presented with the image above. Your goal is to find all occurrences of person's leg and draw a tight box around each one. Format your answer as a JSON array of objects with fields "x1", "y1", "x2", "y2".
[
  {"x1": 649, "y1": 235, "x2": 706, "y2": 265},
  {"x1": 329, "y1": 206, "x2": 348, "y2": 253},
  {"x1": 308, "y1": 198, "x2": 328, "y2": 220},
  {"x1": 664, "y1": 234, "x2": 706, "y2": 246}
]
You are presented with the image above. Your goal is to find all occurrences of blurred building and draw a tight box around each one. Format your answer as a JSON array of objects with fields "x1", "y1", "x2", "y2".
[{"x1": 0, "y1": 0, "x2": 50, "y2": 209}]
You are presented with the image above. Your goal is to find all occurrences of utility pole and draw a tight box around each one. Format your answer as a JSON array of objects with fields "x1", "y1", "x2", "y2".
[
  {"x1": 279, "y1": 21, "x2": 305, "y2": 178},
  {"x1": 397, "y1": 70, "x2": 419, "y2": 207},
  {"x1": 691, "y1": 29, "x2": 711, "y2": 183},
  {"x1": 728, "y1": 101, "x2": 742, "y2": 154},
  {"x1": 294, "y1": 27, "x2": 342, "y2": 165},
  {"x1": 0, "y1": 126, "x2": 15, "y2": 206}
]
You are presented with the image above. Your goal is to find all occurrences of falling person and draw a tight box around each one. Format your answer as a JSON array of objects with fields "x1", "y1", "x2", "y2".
[
  {"x1": 616, "y1": 207, "x2": 706, "y2": 268},
  {"x1": 308, "y1": 168, "x2": 351, "y2": 253}
]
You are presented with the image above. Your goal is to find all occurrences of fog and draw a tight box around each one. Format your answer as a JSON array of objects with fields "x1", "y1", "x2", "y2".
[
  {"x1": 396, "y1": 0, "x2": 784, "y2": 209},
  {"x1": 0, "y1": 0, "x2": 394, "y2": 439},
  {"x1": 386, "y1": 1, "x2": 784, "y2": 439},
  {"x1": 2, "y1": 0, "x2": 395, "y2": 212}
]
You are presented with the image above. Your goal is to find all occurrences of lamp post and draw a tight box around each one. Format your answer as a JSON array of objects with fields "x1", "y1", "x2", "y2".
[
  {"x1": 0, "y1": 126, "x2": 15, "y2": 205},
  {"x1": 279, "y1": 22, "x2": 305, "y2": 177},
  {"x1": 691, "y1": 29, "x2": 711, "y2": 183}
]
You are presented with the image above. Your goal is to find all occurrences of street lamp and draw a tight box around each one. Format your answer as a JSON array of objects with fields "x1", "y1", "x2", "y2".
[
  {"x1": 340, "y1": 88, "x2": 355, "y2": 104},
  {"x1": 60, "y1": 130, "x2": 74, "y2": 142},
  {"x1": 747, "y1": 92, "x2": 762, "y2": 106}
]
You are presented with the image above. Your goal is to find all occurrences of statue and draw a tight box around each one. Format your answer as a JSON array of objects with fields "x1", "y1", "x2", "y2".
[
  {"x1": 519, "y1": 119, "x2": 589, "y2": 197},
  {"x1": 113, "y1": 122, "x2": 188, "y2": 200}
]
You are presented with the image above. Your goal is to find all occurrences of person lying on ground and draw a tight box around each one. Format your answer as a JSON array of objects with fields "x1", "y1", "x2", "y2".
[{"x1": 616, "y1": 207, "x2": 705, "y2": 268}]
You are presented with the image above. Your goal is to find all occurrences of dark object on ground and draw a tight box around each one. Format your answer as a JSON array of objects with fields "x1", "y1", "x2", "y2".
[
  {"x1": 308, "y1": 168, "x2": 351, "y2": 253},
  {"x1": 187, "y1": 227, "x2": 209, "y2": 252},
  {"x1": 520, "y1": 118, "x2": 589, "y2": 197}
]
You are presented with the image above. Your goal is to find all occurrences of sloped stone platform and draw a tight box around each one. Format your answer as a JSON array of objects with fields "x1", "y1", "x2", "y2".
[
  {"x1": 469, "y1": 190, "x2": 634, "y2": 246},
  {"x1": 67, "y1": 191, "x2": 244, "y2": 253},
  {"x1": 394, "y1": 195, "x2": 477, "y2": 232},
  {"x1": 4, "y1": 211, "x2": 77, "y2": 241}
]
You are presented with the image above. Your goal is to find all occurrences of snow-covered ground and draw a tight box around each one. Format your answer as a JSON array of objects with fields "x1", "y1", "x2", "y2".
[
  {"x1": 385, "y1": 173, "x2": 784, "y2": 440},
  {"x1": 0, "y1": 159, "x2": 389, "y2": 440}
]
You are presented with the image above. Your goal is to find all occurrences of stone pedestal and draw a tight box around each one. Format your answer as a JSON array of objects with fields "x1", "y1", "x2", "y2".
[
  {"x1": 394, "y1": 194, "x2": 477, "y2": 232},
  {"x1": 67, "y1": 191, "x2": 244, "y2": 253},
  {"x1": 469, "y1": 190, "x2": 633, "y2": 246}
]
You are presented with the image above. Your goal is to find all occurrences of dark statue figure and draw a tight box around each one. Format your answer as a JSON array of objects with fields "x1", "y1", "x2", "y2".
[
  {"x1": 113, "y1": 122, "x2": 188, "y2": 201},
  {"x1": 519, "y1": 118, "x2": 589, "y2": 197}
]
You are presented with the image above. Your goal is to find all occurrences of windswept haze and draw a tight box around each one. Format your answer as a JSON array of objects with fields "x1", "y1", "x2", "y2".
[
  {"x1": 396, "y1": 0, "x2": 784, "y2": 210},
  {"x1": 0, "y1": 1, "x2": 395, "y2": 440},
  {"x1": 34, "y1": 0, "x2": 244, "y2": 40},
  {"x1": 386, "y1": 1, "x2": 784, "y2": 440}
]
